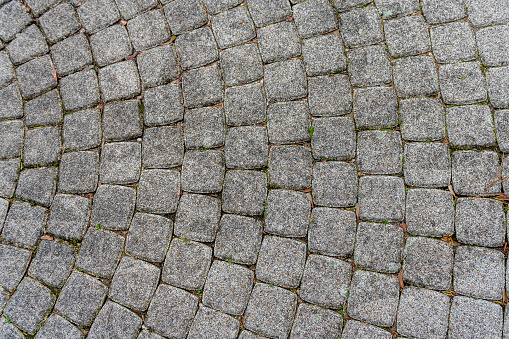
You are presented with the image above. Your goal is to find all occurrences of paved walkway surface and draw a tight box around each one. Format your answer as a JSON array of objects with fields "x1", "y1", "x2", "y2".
[{"x1": 0, "y1": 0, "x2": 509, "y2": 338}]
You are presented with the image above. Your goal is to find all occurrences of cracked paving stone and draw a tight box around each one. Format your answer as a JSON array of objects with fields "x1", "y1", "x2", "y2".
[{"x1": 28, "y1": 239, "x2": 76, "y2": 288}]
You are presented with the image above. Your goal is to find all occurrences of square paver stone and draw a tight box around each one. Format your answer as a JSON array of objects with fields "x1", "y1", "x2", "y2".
[
  {"x1": 181, "y1": 150, "x2": 225, "y2": 193},
  {"x1": 394, "y1": 56, "x2": 440, "y2": 98},
  {"x1": 455, "y1": 198, "x2": 506, "y2": 248},
  {"x1": 7, "y1": 25, "x2": 48, "y2": 66},
  {"x1": 99, "y1": 142, "x2": 141, "y2": 184},
  {"x1": 60, "y1": 69, "x2": 100, "y2": 111},
  {"x1": 400, "y1": 97, "x2": 446, "y2": 141},
  {"x1": 300, "y1": 254, "x2": 352, "y2": 309},
  {"x1": 341, "y1": 320, "x2": 392, "y2": 339},
  {"x1": 55, "y1": 270, "x2": 108, "y2": 326},
  {"x1": 449, "y1": 296, "x2": 503, "y2": 339},
  {"x1": 0, "y1": 318, "x2": 25, "y2": 339},
  {"x1": 23, "y1": 126, "x2": 61, "y2": 167},
  {"x1": 347, "y1": 44, "x2": 392, "y2": 87},
  {"x1": 90, "y1": 24, "x2": 132, "y2": 67},
  {"x1": 164, "y1": 0, "x2": 207, "y2": 35},
  {"x1": 87, "y1": 301, "x2": 142, "y2": 339},
  {"x1": 145, "y1": 284, "x2": 199, "y2": 339},
  {"x1": 77, "y1": 0, "x2": 120, "y2": 34},
  {"x1": 353, "y1": 87, "x2": 398, "y2": 129},
  {"x1": 430, "y1": 22, "x2": 477, "y2": 64},
  {"x1": 289, "y1": 303, "x2": 343, "y2": 339},
  {"x1": 174, "y1": 193, "x2": 221, "y2": 243},
  {"x1": 0, "y1": 0, "x2": 32, "y2": 42},
  {"x1": 15, "y1": 167, "x2": 57, "y2": 207},
  {"x1": 225, "y1": 126, "x2": 268, "y2": 169},
  {"x1": 214, "y1": 214, "x2": 262, "y2": 265},
  {"x1": 358, "y1": 176, "x2": 406, "y2": 222},
  {"x1": 308, "y1": 74, "x2": 352, "y2": 117},
  {"x1": 421, "y1": 0, "x2": 467, "y2": 24},
  {"x1": 384, "y1": 15, "x2": 430, "y2": 57},
  {"x1": 302, "y1": 33, "x2": 346, "y2": 76},
  {"x1": 16, "y1": 55, "x2": 56, "y2": 99},
  {"x1": 0, "y1": 51, "x2": 15, "y2": 88},
  {"x1": 338, "y1": 6, "x2": 383, "y2": 48},
  {"x1": 0, "y1": 83, "x2": 23, "y2": 121},
  {"x1": 476, "y1": 25, "x2": 509, "y2": 67},
  {"x1": 39, "y1": 3, "x2": 80, "y2": 43},
  {"x1": 137, "y1": 44, "x2": 179, "y2": 88},
  {"x1": 34, "y1": 314, "x2": 83, "y2": 339},
  {"x1": 405, "y1": 188, "x2": 455, "y2": 237},
  {"x1": 487, "y1": 66, "x2": 509, "y2": 109},
  {"x1": 142, "y1": 126, "x2": 184, "y2": 168},
  {"x1": 46, "y1": 193, "x2": 91, "y2": 240},
  {"x1": 357, "y1": 130, "x2": 402, "y2": 175},
  {"x1": 439, "y1": 61, "x2": 487, "y2": 105},
  {"x1": 257, "y1": 21, "x2": 301, "y2": 64},
  {"x1": 75, "y1": 228, "x2": 125, "y2": 279},
  {"x1": 333, "y1": 0, "x2": 372, "y2": 12},
  {"x1": 404, "y1": 142, "x2": 452, "y2": 188},
  {"x1": 182, "y1": 64, "x2": 223, "y2": 108},
  {"x1": 2, "y1": 201, "x2": 47, "y2": 249},
  {"x1": 247, "y1": 0, "x2": 291, "y2": 27},
  {"x1": 109, "y1": 256, "x2": 160, "y2": 311},
  {"x1": 0, "y1": 120, "x2": 23, "y2": 159},
  {"x1": 103, "y1": 99, "x2": 142, "y2": 142},
  {"x1": 0, "y1": 243, "x2": 31, "y2": 292},
  {"x1": 374, "y1": 0, "x2": 420, "y2": 19},
  {"x1": 25, "y1": 89, "x2": 63, "y2": 127},
  {"x1": 201, "y1": 0, "x2": 243, "y2": 15},
  {"x1": 0, "y1": 158, "x2": 20, "y2": 199},
  {"x1": 115, "y1": 0, "x2": 157, "y2": 20},
  {"x1": 265, "y1": 189, "x2": 311, "y2": 238},
  {"x1": 397, "y1": 287, "x2": 451, "y2": 339},
  {"x1": 184, "y1": 106, "x2": 226, "y2": 149},
  {"x1": 220, "y1": 43, "x2": 263, "y2": 87},
  {"x1": 293, "y1": 0, "x2": 338, "y2": 39},
  {"x1": 211, "y1": 6, "x2": 255, "y2": 49},
  {"x1": 126, "y1": 212, "x2": 173, "y2": 263},
  {"x1": 224, "y1": 82, "x2": 266, "y2": 126},
  {"x1": 4, "y1": 277, "x2": 55, "y2": 335},
  {"x1": 136, "y1": 169, "x2": 180, "y2": 214},
  {"x1": 162, "y1": 238, "x2": 212, "y2": 291},
  {"x1": 143, "y1": 83, "x2": 184, "y2": 126},
  {"x1": 452, "y1": 151, "x2": 501, "y2": 196},
  {"x1": 244, "y1": 283, "x2": 297, "y2": 339},
  {"x1": 51, "y1": 33, "x2": 93, "y2": 77},
  {"x1": 308, "y1": 207, "x2": 356, "y2": 258},
  {"x1": 58, "y1": 151, "x2": 99, "y2": 193},
  {"x1": 127, "y1": 9, "x2": 170, "y2": 51},
  {"x1": 28, "y1": 239, "x2": 75, "y2": 288},
  {"x1": 354, "y1": 222, "x2": 404, "y2": 273},
  {"x1": 312, "y1": 161, "x2": 358, "y2": 207},
  {"x1": 269, "y1": 145, "x2": 313, "y2": 190},
  {"x1": 267, "y1": 101, "x2": 311, "y2": 144},
  {"x1": 90, "y1": 185, "x2": 136, "y2": 231},
  {"x1": 464, "y1": 0, "x2": 509, "y2": 27},
  {"x1": 347, "y1": 270, "x2": 399, "y2": 327},
  {"x1": 446, "y1": 105, "x2": 495, "y2": 148},
  {"x1": 187, "y1": 305, "x2": 240, "y2": 339},
  {"x1": 175, "y1": 26, "x2": 218, "y2": 71},
  {"x1": 222, "y1": 170, "x2": 267, "y2": 216},
  {"x1": 495, "y1": 110, "x2": 509, "y2": 152},
  {"x1": 99, "y1": 60, "x2": 141, "y2": 102},
  {"x1": 264, "y1": 59, "x2": 307, "y2": 104}
]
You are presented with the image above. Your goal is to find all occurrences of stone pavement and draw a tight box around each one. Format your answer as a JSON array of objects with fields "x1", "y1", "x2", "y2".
[{"x1": 0, "y1": 0, "x2": 509, "y2": 337}]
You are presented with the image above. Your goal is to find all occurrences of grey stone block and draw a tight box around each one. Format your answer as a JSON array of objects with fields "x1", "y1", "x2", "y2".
[
  {"x1": 347, "y1": 270, "x2": 399, "y2": 327},
  {"x1": 333, "y1": 0, "x2": 372, "y2": 11},
  {"x1": 75, "y1": 228, "x2": 124, "y2": 278},
  {"x1": 487, "y1": 66, "x2": 509, "y2": 108},
  {"x1": 162, "y1": 238, "x2": 212, "y2": 291},
  {"x1": 312, "y1": 161, "x2": 358, "y2": 207},
  {"x1": 88, "y1": 301, "x2": 142, "y2": 339},
  {"x1": 109, "y1": 256, "x2": 160, "y2": 311},
  {"x1": 354, "y1": 222, "x2": 404, "y2": 273},
  {"x1": 63, "y1": 109, "x2": 101, "y2": 152},
  {"x1": 269, "y1": 145, "x2": 312, "y2": 190},
  {"x1": 90, "y1": 24, "x2": 132, "y2": 67},
  {"x1": 220, "y1": 43, "x2": 263, "y2": 87},
  {"x1": 256, "y1": 236, "x2": 306, "y2": 288},
  {"x1": 495, "y1": 110, "x2": 509, "y2": 152},
  {"x1": 115, "y1": 0, "x2": 157, "y2": 20},
  {"x1": 405, "y1": 188, "x2": 455, "y2": 237},
  {"x1": 55, "y1": 270, "x2": 108, "y2": 326},
  {"x1": 175, "y1": 26, "x2": 218, "y2": 71},
  {"x1": 4, "y1": 277, "x2": 55, "y2": 335},
  {"x1": 142, "y1": 126, "x2": 184, "y2": 168},
  {"x1": 126, "y1": 212, "x2": 172, "y2": 263},
  {"x1": 137, "y1": 44, "x2": 179, "y2": 89},
  {"x1": 15, "y1": 167, "x2": 57, "y2": 207},
  {"x1": 293, "y1": 0, "x2": 337, "y2": 39},
  {"x1": 23, "y1": 126, "x2": 61, "y2": 167},
  {"x1": 0, "y1": 243, "x2": 31, "y2": 292},
  {"x1": 476, "y1": 25, "x2": 509, "y2": 67},
  {"x1": 452, "y1": 150, "x2": 501, "y2": 196},
  {"x1": 143, "y1": 83, "x2": 184, "y2": 126},
  {"x1": 0, "y1": 120, "x2": 23, "y2": 159},
  {"x1": 267, "y1": 101, "x2": 310, "y2": 144},
  {"x1": 0, "y1": 51, "x2": 15, "y2": 89},
  {"x1": 358, "y1": 176, "x2": 406, "y2": 222},
  {"x1": 421, "y1": 0, "x2": 467, "y2": 24},
  {"x1": 404, "y1": 142, "x2": 452, "y2": 188},
  {"x1": 39, "y1": 3, "x2": 80, "y2": 43},
  {"x1": 264, "y1": 59, "x2": 307, "y2": 104},
  {"x1": 430, "y1": 21, "x2": 477, "y2": 64},
  {"x1": 300, "y1": 254, "x2": 352, "y2": 308},
  {"x1": 58, "y1": 151, "x2": 99, "y2": 193},
  {"x1": 136, "y1": 169, "x2": 180, "y2": 214},
  {"x1": 7, "y1": 25, "x2": 48, "y2": 65},
  {"x1": 439, "y1": 61, "x2": 487, "y2": 105},
  {"x1": 400, "y1": 97, "x2": 446, "y2": 141},
  {"x1": 0, "y1": 318, "x2": 24, "y2": 339},
  {"x1": 137, "y1": 329, "x2": 168, "y2": 339},
  {"x1": 211, "y1": 6, "x2": 255, "y2": 49},
  {"x1": 247, "y1": 0, "x2": 291, "y2": 27},
  {"x1": 77, "y1": 0, "x2": 120, "y2": 34},
  {"x1": 308, "y1": 74, "x2": 352, "y2": 117},
  {"x1": 0, "y1": 198, "x2": 7, "y2": 231},
  {"x1": 347, "y1": 44, "x2": 392, "y2": 87},
  {"x1": 182, "y1": 64, "x2": 223, "y2": 108},
  {"x1": 374, "y1": 0, "x2": 420, "y2": 19},
  {"x1": 454, "y1": 245, "x2": 505, "y2": 300},
  {"x1": 302, "y1": 34, "x2": 346, "y2": 76},
  {"x1": 202, "y1": 0, "x2": 243, "y2": 15},
  {"x1": 403, "y1": 236, "x2": 453, "y2": 290},
  {"x1": 311, "y1": 117, "x2": 356, "y2": 160},
  {"x1": 225, "y1": 126, "x2": 268, "y2": 169},
  {"x1": 103, "y1": 99, "x2": 143, "y2": 141},
  {"x1": 357, "y1": 130, "x2": 402, "y2": 175},
  {"x1": 0, "y1": 158, "x2": 20, "y2": 199},
  {"x1": 224, "y1": 82, "x2": 266, "y2": 126},
  {"x1": 308, "y1": 207, "x2": 355, "y2": 257},
  {"x1": 341, "y1": 320, "x2": 392, "y2": 339},
  {"x1": 181, "y1": 150, "x2": 225, "y2": 193},
  {"x1": 0, "y1": 83, "x2": 23, "y2": 120},
  {"x1": 25, "y1": 89, "x2": 63, "y2": 127},
  {"x1": 34, "y1": 314, "x2": 84, "y2": 339},
  {"x1": 184, "y1": 106, "x2": 225, "y2": 149},
  {"x1": 257, "y1": 21, "x2": 301, "y2": 64},
  {"x1": 353, "y1": 87, "x2": 398, "y2": 129},
  {"x1": 60, "y1": 69, "x2": 100, "y2": 111},
  {"x1": 384, "y1": 15, "x2": 430, "y2": 57},
  {"x1": 3, "y1": 200, "x2": 47, "y2": 250},
  {"x1": 244, "y1": 283, "x2": 297, "y2": 338},
  {"x1": 0, "y1": 0, "x2": 32, "y2": 41},
  {"x1": 265, "y1": 189, "x2": 310, "y2": 237},
  {"x1": 91, "y1": 184, "x2": 136, "y2": 231},
  {"x1": 51, "y1": 33, "x2": 93, "y2": 77},
  {"x1": 145, "y1": 284, "x2": 199, "y2": 339},
  {"x1": 16, "y1": 54, "x2": 56, "y2": 99},
  {"x1": 203, "y1": 260, "x2": 254, "y2": 315},
  {"x1": 99, "y1": 60, "x2": 141, "y2": 102},
  {"x1": 164, "y1": 0, "x2": 207, "y2": 35},
  {"x1": 449, "y1": 296, "x2": 503, "y2": 339},
  {"x1": 222, "y1": 170, "x2": 266, "y2": 216},
  {"x1": 187, "y1": 305, "x2": 240, "y2": 339},
  {"x1": 290, "y1": 303, "x2": 342, "y2": 339},
  {"x1": 174, "y1": 193, "x2": 221, "y2": 243},
  {"x1": 100, "y1": 142, "x2": 141, "y2": 184},
  {"x1": 28, "y1": 239, "x2": 75, "y2": 288},
  {"x1": 446, "y1": 105, "x2": 496, "y2": 147},
  {"x1": 339, "y1": 6, "x2": 383, "y2": 48},
  {"x1": 127, "y1": 9, "x2": 170, "y2": 52},
  {"x1": 397, "y1": 287, "x2": 451, "y2": 339},
  {"x1": 464, "y1": 0, "x2": 509, "y2": 27},
  {"x1": 455, "y1": 197, "x2": 506, "y2": 248},
  {"x1": 394, "y1": 56, "x2": 440, "y2": 98},
  {"x1": 214, "y1": 214, "x2": 262, "y2": 265}
]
